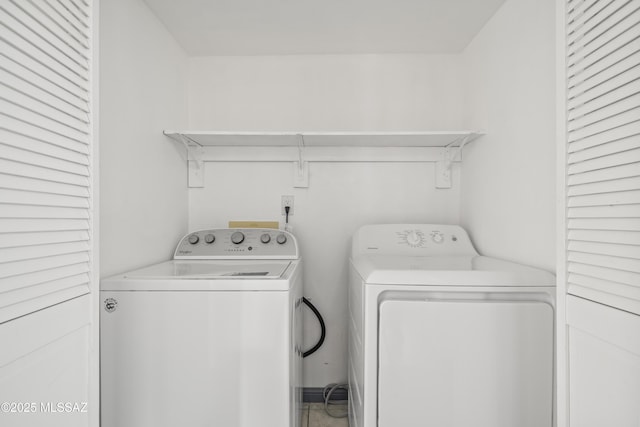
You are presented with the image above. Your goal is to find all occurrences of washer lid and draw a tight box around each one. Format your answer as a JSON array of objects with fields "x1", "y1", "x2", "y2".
[
  {"x1": 352, "y1": 255, "x2": 555, "y2": 286},
  {"x1": 101, "y1": 260, "x2": 299, "y2": 291},
  {"x1": 123, "y1": 260, "x2": 292, "y2": 279}
]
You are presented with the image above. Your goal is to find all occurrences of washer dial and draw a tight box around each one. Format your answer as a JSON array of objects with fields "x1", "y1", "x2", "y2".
[{"x1": 230, "y1": 231, "x2": 245, "y2": 244}]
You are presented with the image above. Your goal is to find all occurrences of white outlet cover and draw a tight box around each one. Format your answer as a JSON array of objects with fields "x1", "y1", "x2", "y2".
[{"x1": 281, "y1": 195, "x2": 294, "y2": 216}]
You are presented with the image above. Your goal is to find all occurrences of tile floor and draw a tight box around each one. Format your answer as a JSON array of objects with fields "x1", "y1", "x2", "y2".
[{"x1": 301, "y1": 402, "x2": 349, "y2": 427}]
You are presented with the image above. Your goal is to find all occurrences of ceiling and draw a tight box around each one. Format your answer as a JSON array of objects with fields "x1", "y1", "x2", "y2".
[{"x1": 143, "y1": 0, "x2": 507, "y2": 56}]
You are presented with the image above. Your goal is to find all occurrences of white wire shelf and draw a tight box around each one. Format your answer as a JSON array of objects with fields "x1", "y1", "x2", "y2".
[
  {"x1": 163, "y1": 130, "x2": 484, "y2": 188},
  {"x1": 163, "y1": 130, "x2": 482, "y2": 148}
]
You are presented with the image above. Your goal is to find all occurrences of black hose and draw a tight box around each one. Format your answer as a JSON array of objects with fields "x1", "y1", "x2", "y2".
[{"x1": 302, "y1": 297, "x2": 326, "y2": 358}]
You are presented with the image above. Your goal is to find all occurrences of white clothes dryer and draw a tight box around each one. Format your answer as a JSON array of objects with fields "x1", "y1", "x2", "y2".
[
  {"x1": 101, "y1": 228, "x2": 303, "y2": 427},
  {"x1": 348, "y1": 224, "x2": 555, "y2": 427}
]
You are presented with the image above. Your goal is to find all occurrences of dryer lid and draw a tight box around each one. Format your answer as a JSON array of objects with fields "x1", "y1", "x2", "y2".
[{"x1": 352, "y1": 255, "x2": 555, "y2": 286}]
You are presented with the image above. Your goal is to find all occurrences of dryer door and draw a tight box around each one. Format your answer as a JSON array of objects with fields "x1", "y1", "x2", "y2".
[{"x1": 378, "y1": 297, "x2": 553, "y2": 427}]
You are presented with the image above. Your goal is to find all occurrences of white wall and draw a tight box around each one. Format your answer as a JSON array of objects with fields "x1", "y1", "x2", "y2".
[
  {"x1": 189, "y1": 162, "x2": 460, "y2": 386},
  {"x1": 460, "y1": 0, "x2": 556, "y2": 272},
  {"x1": 100, "y1": 0, "x2": 189, "y2": 277},
  {"x1": 188, "y1": 54, "x2": 464, "y2": 130},
  {"x1": 187, "y1": 54, "x2": 464, "y2": 386}
]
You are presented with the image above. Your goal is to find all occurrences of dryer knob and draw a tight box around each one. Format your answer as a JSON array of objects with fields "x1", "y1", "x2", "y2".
[
  {"x1": 407, "y1": 231, "x2": 421, "y2": 246},
  {"x1": 204, "y1": 234, "x2": 215, "y2": 244},
  {"x1": 188, "y1": 234, "x2": 199, "y2": 245},
  {"x1": 260, "y1": 233, "x2": 271, "y2": 244},
  {"x1": 231, "y1": 231, "x2": 245, "y2": 244},
  {"x1": 276, "y1": 234, "x2": 287, "y2": 245}
]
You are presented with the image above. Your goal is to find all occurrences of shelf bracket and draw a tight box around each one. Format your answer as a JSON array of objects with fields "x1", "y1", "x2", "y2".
[
  {"x1": 170, "y1": 133, "x2": 205, "y2": 188},
  {"x1": 293, "y1": 134, "x2": 309, "y2": 188},
  {"x1": 435, "y1": 133, "x2": 478, "y2": 189}
]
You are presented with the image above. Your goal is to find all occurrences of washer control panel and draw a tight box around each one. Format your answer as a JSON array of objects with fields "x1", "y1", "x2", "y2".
[
  {"x1": 174, "y1": 228, "x2": 298, "y2": 260},
  {"x1": 352, "y1": 224, "x2": 477, "y2": 257}
]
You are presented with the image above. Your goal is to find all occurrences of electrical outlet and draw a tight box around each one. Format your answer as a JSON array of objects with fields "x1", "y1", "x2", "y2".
[{"x1": 281, "y1": 195, "x2": 294, "y2": 216}]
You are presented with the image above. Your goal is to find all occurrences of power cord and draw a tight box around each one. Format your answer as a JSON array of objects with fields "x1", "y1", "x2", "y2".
[
  {"x1": 289, "y1": 228, "x2": 342, "y2": 416},
  {"x1": 302, "y1": 297, "x2": 325, "y2": 358},
  {"x1": 284, "y1": 224, "x2": 345, "y2": 417},
  {"x1": 322, "y1": 383, "x2": 348, "y2": 418},
  {"x1": 303, "y1": 299, "x2": 347, "y2": 418}
]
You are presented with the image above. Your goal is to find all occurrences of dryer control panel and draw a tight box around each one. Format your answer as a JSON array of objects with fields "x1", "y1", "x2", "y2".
[
  {"x1": 352, "y1": 224, "x2": 478, "y2": 257},
  {"x1": 174, "y1": 228, "x2": 298, "y2": 260}
]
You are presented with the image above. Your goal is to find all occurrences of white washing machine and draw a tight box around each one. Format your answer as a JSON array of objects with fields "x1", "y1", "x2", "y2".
[
  {"x1": 348, "y1": 224, "x2": 555, "y2": 427},
  {"x1": 101, "y1": 228, "x2": 303, "y2": 427}
]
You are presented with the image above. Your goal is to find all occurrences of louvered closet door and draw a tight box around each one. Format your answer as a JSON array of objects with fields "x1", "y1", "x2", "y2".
[
  {"x1": 566, "y1": 0, "x2": 640, "y2": 315},
  {"x1": 0, "y1": 0, "x2": 93, "y2": 323}
]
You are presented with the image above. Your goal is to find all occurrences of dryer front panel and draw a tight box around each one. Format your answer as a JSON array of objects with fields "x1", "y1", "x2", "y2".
[{"x1": 378, "y1": 297, "x2": 553, "y2": 427}]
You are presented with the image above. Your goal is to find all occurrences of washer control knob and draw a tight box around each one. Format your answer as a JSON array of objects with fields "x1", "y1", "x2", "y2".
[
  {"x1": 204, "y1": 234, "x2": 215, "y2": 244},
  {"x1": 432, "y1": 232, "x2": 444, "y2": 244},
  {"x1": 231, "y1": 231, "x2": 245, "y2": 244},
  {"x1": 276, "y1": 233, "x2": 287, "y2": 245},
  {"x1": 260, "y1": 233, "x2": 271, "y2": 244},
  {"x1": 188, "y1": 234, "x2": 199, "y2": 245}
]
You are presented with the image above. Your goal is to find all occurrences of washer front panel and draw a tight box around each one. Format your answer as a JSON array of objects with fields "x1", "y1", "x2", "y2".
[{"x1": 100, "y1": 269, "x2": 303, "y2": 427}]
